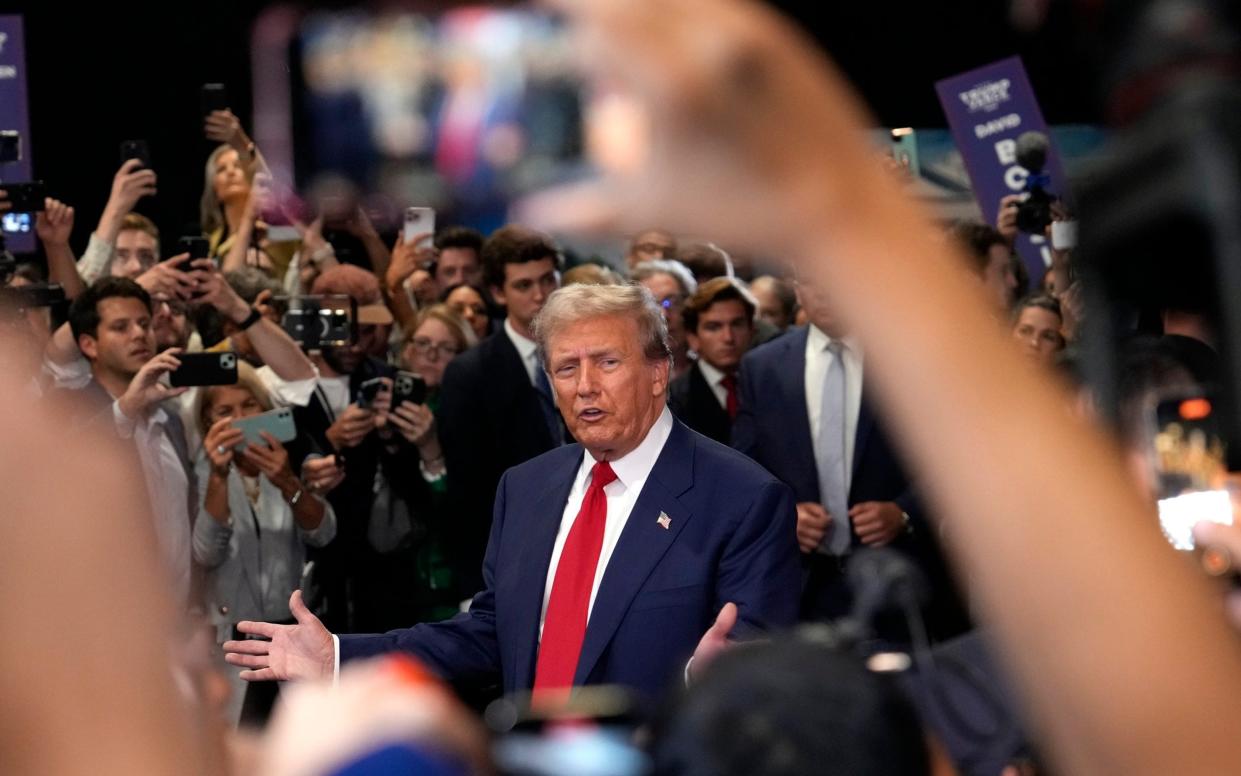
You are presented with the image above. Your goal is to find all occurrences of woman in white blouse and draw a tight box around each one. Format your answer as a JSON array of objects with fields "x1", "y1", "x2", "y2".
[{"x1": 193, "y1": 363, "x2": 336, "y2": 725}]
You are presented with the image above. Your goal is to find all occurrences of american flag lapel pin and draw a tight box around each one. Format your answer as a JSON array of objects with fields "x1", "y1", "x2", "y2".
[{"x1": 657, "y1": 512, "x2": 672, "y2": 530}]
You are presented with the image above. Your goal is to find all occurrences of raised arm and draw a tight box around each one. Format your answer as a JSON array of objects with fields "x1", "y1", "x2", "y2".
[
  {"x1": 194, "y1": 260, "x2": 315, "y2": 381},
  {"x1": 530, "y1": 1, "x2": 1241, "y2": 773},
  {"x1": 35, "y1": 198, "x2": 84, "y2": 299}
]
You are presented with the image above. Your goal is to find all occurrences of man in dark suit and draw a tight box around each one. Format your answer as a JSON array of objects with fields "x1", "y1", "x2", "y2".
[
  {"x1": 436, "y1": 225, "x2": 565, "y2": 594},
  {"x1": 669, "y1": 276, "x2": 756, "y2": 444},
  {"x1": 733, "y1": 278, "x2": 965, "y2": 634},
  {"x1": 224, "y1": 283, "x2": 800, "y2": 702}
]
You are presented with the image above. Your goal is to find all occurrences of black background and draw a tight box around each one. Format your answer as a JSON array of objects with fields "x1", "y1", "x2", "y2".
[{"x1": 1, "y1": 0, "x2": 1097, "y2": 261}]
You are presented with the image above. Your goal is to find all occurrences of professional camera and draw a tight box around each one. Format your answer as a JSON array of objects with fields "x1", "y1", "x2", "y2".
[{"x1": 273, "y1": 294, "x2": 357, "y2": 351}]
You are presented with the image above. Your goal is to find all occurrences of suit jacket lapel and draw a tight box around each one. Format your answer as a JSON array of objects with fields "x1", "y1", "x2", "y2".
[
  {"x1": 852, "y1": 387, "x2": 876, "y2": 479},
  {"x1": 782, "y1": 328, "x2": 820, "y2": 502},
  {"x1": 509, "y1": 450, "x2": 580, "y2": 690},
  {"x1": 493, "y1": 332, "x2": 555, "y2": 448},
  {"x1": 689, "y1": 364, "x2": 729, "y2": 438},
  {"x1": 574, "y1": 422, "x2": 696, "y2": 685}
]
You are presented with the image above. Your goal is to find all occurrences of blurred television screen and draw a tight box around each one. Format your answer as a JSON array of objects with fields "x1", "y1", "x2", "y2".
[{"x1": 255, "y1": 5, "x2": 586, "y2": 237}]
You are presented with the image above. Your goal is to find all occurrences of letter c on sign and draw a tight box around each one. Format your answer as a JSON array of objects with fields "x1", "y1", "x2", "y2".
[{"x1": 1005, "y1": 166, "x2": 1029, "y2": 191}]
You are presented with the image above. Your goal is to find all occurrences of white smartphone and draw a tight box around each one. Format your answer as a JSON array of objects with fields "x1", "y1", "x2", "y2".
[{"x1": 403, "y1": 207, "x2": 436, "y2": 247}]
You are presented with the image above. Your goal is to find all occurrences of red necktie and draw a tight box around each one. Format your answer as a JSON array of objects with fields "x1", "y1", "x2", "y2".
[
  {"x1": 533, "y1": 461, "x2": 618, "y2": 698},
  {"x1": 721, "y1": 374, "x2": 739, "y2": 421}
]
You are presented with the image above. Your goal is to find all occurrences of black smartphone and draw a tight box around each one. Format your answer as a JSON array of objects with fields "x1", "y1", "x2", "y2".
[
  {"x1": 393, "y1": 370, "x2": 427, "y2": 407},
  {"x1": 355, "y1": 376, "x2": 387, "y2": 409},
  {"x1": 0, "y1": 130, "x2": 21, "y2": 163},
  {"x1": 201, "y1": 83, "x2": 230, "y2": 116},
  {"x1": 3, "y1": 182, "x2": 47, "y2": 212},
  {"x1": 174, "y1": 236, "x2": 212, "y2": 279},
  {"x1": 119, "y1": 139, "x2": 151, "y2": 169},
  {"x1": 169, "y1": 352, "x2": 239, "y2": 387}
]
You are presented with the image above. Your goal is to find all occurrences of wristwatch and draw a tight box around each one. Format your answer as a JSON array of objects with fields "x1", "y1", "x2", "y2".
[
  {"x1": 288, "y1": 486, "x2": 305, "y2": 507},
  {"x1": 235, "y1": 306, "x2": 262, "y2": 331}
]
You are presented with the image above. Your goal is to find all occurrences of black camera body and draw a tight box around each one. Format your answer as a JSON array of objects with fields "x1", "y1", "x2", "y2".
[
  {"x1": 2, "y1": 181, "x2": 47, "y2": 213},
  {"x1": 278, "y1": 295, "x2": 356, "y2": 351},
  {"x1": 1015, "y1": 187, "x2": 1054, "y2": 235}
]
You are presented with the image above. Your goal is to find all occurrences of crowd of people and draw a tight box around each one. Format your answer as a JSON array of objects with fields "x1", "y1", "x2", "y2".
[{"x1": 4, "y1": 0, "x2": 1241, "y2": 774}]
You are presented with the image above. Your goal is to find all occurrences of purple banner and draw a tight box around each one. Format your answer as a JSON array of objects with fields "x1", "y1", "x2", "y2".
[
  {"x1": 0, "y1": 15, "x2": 34, "y2": 254},
  {"x1": 935, "y1": 56, "x2": 1070, "y2": 283}
]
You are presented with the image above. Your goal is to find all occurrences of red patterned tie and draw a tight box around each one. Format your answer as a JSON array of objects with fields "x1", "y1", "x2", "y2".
[
  {"x1": 721, "y1": 374, "x2": 739, "y2": 421},
  {"x1": 533, "y1": 461, "x2": 617, "y2": 698}
]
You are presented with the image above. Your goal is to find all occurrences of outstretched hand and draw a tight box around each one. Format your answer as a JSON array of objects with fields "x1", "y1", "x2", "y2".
[{"x1": 223, "y1": 590, "x2": 335, "y2": 682}]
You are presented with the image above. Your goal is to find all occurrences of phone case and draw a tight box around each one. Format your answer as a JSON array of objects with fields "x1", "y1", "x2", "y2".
[
  {"x1": 169, "y1": 352, "x2": 238, "y2": 387},
  {"x1": 403, "y1": 207, "x2": 435, "y2": 244},
  {"x1": 231, "y1": 407, "x2": 297, "y2": 451},
  {"x1": 393, "y1": 371, "x2": 427, "y2": 406}
]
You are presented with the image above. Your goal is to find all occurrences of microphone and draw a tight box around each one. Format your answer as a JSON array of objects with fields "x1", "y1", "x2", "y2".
[
  {"x1": 846, "y1": 547, "x2": 930, "y2": 630},
  {"x1": 1014, "y1": 131, "x2": 1050, "y2": 175}
]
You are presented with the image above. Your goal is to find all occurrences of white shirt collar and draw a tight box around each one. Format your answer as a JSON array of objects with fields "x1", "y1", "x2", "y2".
[
  {"x1": 808, "y1": 324, "x2": 861, "y2": 356},
  {"x1": 697, "y1": 358, "x2": 729, "y2": 389},
  {"x1": 504, "y1": 317, "x2": 539, "y2": 364},
  {"x1": 580, "y1": 405, "x2": 675, "y2": 491}
]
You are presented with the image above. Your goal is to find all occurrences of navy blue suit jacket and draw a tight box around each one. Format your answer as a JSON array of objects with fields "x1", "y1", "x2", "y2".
[
  {"x1": 732, "y1": 328, "x2": 970, "y2": 636},
  {"x1": 732, "y1": 327, "x2": 918, "y2": 526},
  {"x1": 339, "y1": 419, "x2": 800, "y2": 700}
]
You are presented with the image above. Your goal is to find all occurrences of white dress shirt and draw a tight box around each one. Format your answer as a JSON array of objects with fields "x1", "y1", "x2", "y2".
[
  {"x1": 331, "y1": 405, "x2": 677, "y2": 679},
  {"x1": 696, "y1": 359, "x2": 730, "y2": 409},
  {"x1": 804, "y1": 325, "x2": 863, "y2": 491},
  {"x1": 112, "y1": 401, "x2": 192, "y2": 604},
  {"x1": 504, "y1": 317, "x2": 542, "y2": 387},
  {"x1": 539, "y1": 405, "x2": 675, "y2": 634}
]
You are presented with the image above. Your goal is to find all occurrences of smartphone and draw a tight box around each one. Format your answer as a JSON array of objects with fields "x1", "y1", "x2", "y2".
[
  {"x1": 0, "y1": 130, "x2": 21, "y2": 163},
  {"x1": 120, "y1": 139, "x2": 151, "y2": 170},
  {"x1": 231, "y1": 406, "x2": 297, "y2": 451},
  {"x1": 889, "y1": 127, "x2": 918, "y2": 175},
  {"x1": 175, "y1": 236, "x2": 212, "y2": 281},
  {"x1": 3, "y1": 182, "x2": 47, "y2": 213},
  {"x1": 169, "y1": 352, "x2": 238, "y2": 387},
  {"x1": 355, "y1": 376, "x2": 388, "y2": 409},
  {"x1": 393, "y1": 370, "x2": 427, "y2": 407},
  {"x1": 1149, "y1": 392, "x2": 1231, "y2": 550},
  {"x1": 201, "y1": 83, "x2": 230, "y2": 116},
  {"x1": 403, "y1": 207, "x2": 435, "y2": 247}
]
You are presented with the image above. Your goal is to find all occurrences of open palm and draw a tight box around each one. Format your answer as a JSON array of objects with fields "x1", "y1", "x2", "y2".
[{"x1": 223, "y1": 590, "x2": 335, "y2": 682}]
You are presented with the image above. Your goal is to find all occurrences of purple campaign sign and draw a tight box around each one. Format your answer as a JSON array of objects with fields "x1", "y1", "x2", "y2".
[
  {"x1": 935, "y1": 56, "x2": 1071, "y2": 283},
  {"x1": 0, "y1": 15, "x2": 34, "y2": 254}
]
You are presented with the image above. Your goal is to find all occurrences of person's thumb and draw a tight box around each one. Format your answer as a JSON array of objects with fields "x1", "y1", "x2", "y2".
[
  {"x1": 708, "y1": 602, "x2": 738, "y2": 640},
  {"x1": 290, "y1": 589, "x2": 316, "y2": 625}
]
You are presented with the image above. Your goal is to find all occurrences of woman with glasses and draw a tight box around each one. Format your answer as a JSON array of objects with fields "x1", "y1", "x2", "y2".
[
  {"x1": 367, "y1": 304, "x2": 477, "y2": 624},
  {"x1": 193, "y1": 363, "x2": 337, "y2": 725}
]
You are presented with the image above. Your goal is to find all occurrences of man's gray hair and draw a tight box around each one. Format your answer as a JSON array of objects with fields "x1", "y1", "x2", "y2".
[
  {"x1": 533, "y1": 283, "x2": 673, "y2": 369},
  {"x1": 630, "y1": 259, "x2": 698, "y2": 296}
]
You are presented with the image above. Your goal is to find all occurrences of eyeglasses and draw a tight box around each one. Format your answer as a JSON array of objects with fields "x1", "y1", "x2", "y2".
[{"x1": 407, "y1": 338, "x2": 461, "y2": 359}]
